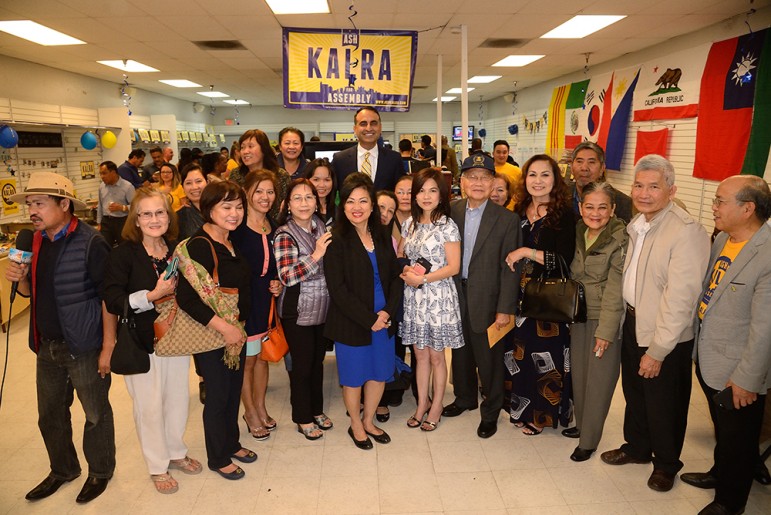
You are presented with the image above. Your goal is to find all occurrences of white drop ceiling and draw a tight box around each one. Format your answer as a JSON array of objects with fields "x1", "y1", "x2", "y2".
[{"x1": 0, "y1": 0, "x2": 766, "y2": 106}]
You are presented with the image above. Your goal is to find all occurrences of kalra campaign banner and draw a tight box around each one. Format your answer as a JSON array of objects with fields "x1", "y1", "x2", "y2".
[{"x1": 283, "y1": 27, "x2": 417, "y2": 112}]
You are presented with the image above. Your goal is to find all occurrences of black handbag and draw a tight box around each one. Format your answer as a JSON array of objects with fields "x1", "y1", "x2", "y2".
[
  {"x1": 519, "y1": 254, "x2": 587, "y2": 324},
  {"x1": 110, "y1": 298, "x2": 150, "y2": 375}
]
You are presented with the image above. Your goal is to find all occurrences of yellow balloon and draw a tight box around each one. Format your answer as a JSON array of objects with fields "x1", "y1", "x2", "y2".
[{"x1": 101, "y1": 130, "x2": 117, "y2": 149}]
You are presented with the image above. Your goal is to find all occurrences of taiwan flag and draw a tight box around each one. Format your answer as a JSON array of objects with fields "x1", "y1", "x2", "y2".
[{"x1": 693, "y1": 29, "x2": 769, "y2": 181}]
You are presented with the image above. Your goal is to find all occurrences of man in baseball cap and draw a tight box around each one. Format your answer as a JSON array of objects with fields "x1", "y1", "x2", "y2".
[
  {"x1": 444, "y1": 154, "x2": 522, "y2": 439},
  {"x1": 7, "y1": 171, "x2": 115, "y2": 504}
]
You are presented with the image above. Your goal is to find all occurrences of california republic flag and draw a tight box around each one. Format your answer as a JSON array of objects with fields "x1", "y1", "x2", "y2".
[{"x1": 633, "y1": 44, "x2": 710, "y2": 121}]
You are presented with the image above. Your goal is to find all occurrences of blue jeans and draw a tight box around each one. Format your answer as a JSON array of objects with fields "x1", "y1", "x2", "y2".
[{"x1": 36, "y1": 339, "x2": 116, "y2": 480}]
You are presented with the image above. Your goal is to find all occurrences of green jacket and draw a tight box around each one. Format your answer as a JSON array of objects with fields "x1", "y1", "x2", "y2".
[{"x1": 570, "y1": 216, "x2": 627, "y2": 342}]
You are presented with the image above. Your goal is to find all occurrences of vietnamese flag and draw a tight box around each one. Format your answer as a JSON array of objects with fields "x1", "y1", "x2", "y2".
[{"x1": 693, "y1": 29, "x2": 768, "y2": 181}]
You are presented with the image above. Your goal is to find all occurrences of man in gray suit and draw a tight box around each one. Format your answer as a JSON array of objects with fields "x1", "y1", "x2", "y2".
[
  {"x1": 442, "y1": 154, "x2": 522, "y2": 438},
  {"x1": 680, "y1": 175, "x2": 771, "y2": 515}
]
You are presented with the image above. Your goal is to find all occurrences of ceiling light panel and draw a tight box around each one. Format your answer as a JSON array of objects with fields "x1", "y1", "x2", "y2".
[
  {"x1": 492, "y1": 55, "x2": 544, "y2": 67},
  {"x1": 98, "y1": 60, "x2": 159, "y2": 72},
  {"x1": 446, "y1": 88, "x2": 475, "y2": 94},
  {"x1": 159, "y1": 79, "x2": 202, "y2": 88},
  {"x1": 197, "y1": 91, "x2": 229, "y2": 98},
  {"x1": 0, "y1": 21, "x2": 85, "y2": 46},
  {"x1": 265, "y1": 0, "x2": 330, "y2": 15},
  {"x1": 433, "y1": 96, "x2": 456, "y2": 102},
  {"x1": 223, "y1": 99, "x2": 249, "y2": 105},
  {"x1": 541, "y1": 15, "x2": 626, "y2": 39},
  {"x1": 468, "y1": 75, "x2": 501, "y2": 84}
]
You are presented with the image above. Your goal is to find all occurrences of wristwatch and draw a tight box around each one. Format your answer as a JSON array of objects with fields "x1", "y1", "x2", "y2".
[{"x1": 422, "y1": 276, "x2": 428, "y2": 285}]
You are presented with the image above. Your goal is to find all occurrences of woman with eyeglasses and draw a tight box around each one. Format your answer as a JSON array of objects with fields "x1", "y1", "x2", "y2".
[
  {"x1": 274, "y1": 179, "x2": 334, "y2": 441},
  {"x1": 102, "y1": 188, "x2": 202, "y2": 494}
]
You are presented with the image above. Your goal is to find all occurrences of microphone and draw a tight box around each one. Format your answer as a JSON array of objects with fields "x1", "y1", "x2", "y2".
[{"x1": 9, "y1": 229, "x2": 33, "y2": 304}]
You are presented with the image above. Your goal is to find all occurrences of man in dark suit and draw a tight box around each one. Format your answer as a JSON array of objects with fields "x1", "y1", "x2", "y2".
[
  {"x1": 331, "y1": 106, "x2": 406, "y2": 191},
  {"x1": 443, "y1": 154, "x2": 522, "y2": 438},
  {"x1": 680, "y1": 175, "x2": 771, "y2": 515},
  {"x1": 568, "y1": 142, "x2": 633, "y2": 223}
]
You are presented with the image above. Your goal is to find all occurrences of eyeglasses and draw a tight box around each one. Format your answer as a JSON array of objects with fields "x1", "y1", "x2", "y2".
[
  {"x1": 137, "y1": 209, "x2": 169, "y2": 220},
  {"x1": 464, "y1": 174, "x2": 493, "y2": 183},
  {"x1": 712, "y1": 197, "x2": 732, "y2": 207},
  {"x1": 290, "y1": 195, "x2": 316, "y2": 204}
]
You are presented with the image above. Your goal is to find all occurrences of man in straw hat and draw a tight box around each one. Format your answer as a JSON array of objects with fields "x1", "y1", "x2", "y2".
[{"x1": 6, "y1": 171, "x2": 115, "y2": 504}]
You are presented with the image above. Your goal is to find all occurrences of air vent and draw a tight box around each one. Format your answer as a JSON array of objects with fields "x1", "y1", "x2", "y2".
[
  {"x1": 193, "y1": 40, "x2": 247, "y2": 50},
  {"x1": 480, "y1": 38, "x2": 527, "y2": 49}
]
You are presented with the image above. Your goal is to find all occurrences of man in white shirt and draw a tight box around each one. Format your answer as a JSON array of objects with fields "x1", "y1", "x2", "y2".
[
  {"x1": 600, "y1": 154, "x2": 710, "y2": 493},
  {"x1": 331, "y1": 106, "x2": 405, "y2": 191}
]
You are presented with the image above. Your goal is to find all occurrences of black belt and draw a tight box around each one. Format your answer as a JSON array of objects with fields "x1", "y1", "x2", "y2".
[{"x1": 626, "y1": 303, "x2": 635, "y2": 316}]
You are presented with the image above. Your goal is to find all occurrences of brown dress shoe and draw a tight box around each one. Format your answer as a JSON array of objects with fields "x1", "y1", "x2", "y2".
[
  {"x1": 647, "y1": 469, "x2": 675, "y2": 492},
  {"x1": 600, "y1": 448, "x2": 651, "y2": 465}
]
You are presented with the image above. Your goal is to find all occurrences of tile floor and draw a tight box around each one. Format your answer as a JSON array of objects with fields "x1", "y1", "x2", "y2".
[{"x1": 0, "y1": 311, "x2": 769, "y2": 514}]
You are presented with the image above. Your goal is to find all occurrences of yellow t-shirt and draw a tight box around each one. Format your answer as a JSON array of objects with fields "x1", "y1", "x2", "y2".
[
  {"x1": 495, "y1": 162, "x2": 522, "y2": 211},
  {"x1": 698, "y1": 238, "x2": 747, "y2": 319}
]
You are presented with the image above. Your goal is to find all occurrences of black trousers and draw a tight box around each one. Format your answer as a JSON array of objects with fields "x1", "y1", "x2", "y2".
[
  {"x1": 696, "y1": 365, "x2": 765, "y2": 511},
  {"x1": 99, "y1": 216, "x2": 126, "y2": 247},
  {"x1": 282, "y1": 318, "x2": 326, "y2": 424},
  {"x1": 450, "y1": 283, "x2": 506, "y2": 423},
  {"x1": 196, "y1": 345, "x2": 245, "y2": 469},
  {"x1": 619, "y1": 312, "x2": 693, "y2": 475}
]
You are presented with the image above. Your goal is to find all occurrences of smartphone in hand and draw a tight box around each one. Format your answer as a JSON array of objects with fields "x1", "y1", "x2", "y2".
[
  {"x1": 164, "y1": 257, "x2": 179, "y2": 280},
  {"x1": 413, "y1": 257, "x2": 432, "y2": 289}
]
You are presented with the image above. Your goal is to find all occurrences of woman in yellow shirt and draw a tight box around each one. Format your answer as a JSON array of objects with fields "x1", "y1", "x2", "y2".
[{"x1": 154, "y1": 162, "x2": 186, "y2": 211}]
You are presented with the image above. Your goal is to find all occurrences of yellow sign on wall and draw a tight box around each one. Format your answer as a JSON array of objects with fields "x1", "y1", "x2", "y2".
[
  {"x1": 283, "y1": 28, "x2": 417, "y2": 112},
  {"x1": 1, "y1": 178, "x2": 19, "y2": 215}
]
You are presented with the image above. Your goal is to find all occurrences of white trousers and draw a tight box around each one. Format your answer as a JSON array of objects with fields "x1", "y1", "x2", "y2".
[{"x1": 124, "y1": 353, "x2": 191, "y2": 474}]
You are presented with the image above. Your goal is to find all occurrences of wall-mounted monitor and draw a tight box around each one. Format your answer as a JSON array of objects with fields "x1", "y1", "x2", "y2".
[
  {"x1": 452, "y1": 125, "x2": 474, "y2": 141},
  {"x1": 303, "y1": 141, "x2": 357, "y2": 162}
]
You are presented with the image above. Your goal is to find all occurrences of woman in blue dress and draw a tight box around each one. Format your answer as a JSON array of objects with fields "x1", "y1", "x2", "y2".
[{"x1": 324, "y1": 174, "x2": 403, "y2": 450}]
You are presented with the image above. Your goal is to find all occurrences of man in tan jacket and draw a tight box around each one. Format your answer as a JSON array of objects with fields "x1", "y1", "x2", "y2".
[{"x1": 600, "y1": 155, "x2": 710, "y2": 493}]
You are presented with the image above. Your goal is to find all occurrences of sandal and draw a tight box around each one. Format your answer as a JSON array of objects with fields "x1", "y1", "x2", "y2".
[
  {"x1": 169, "y1": 456, "x2": 202, "y2": 475},
  {"x1": 521, "y1": 422, "x2": 543, "y2": 436},
  {"x1": 243, "y1": 415, "x2": 271, "y2": 441},
  {"x1": 151, "y1": 473, "x2": 178, "y2": 494},
  {"x1": 313, "y1": 413, "x2": 333, "y2": 430},
  {"x1": 262, "y1": 417, "x2": 277, "y2": 431},
  {"x1": 406, "y1": 415, "x2": 422, "y2": 428},
  {"x1": 421, "y1": 418, "x2": 440, "y2": 432},
  {"x1": 297, "y1": 423, "x2": 324, "y2": 440}
]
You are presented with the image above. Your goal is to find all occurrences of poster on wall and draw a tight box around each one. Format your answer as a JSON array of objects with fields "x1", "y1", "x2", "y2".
[
  {"x1": 1, "y1": 178, "x2": 19, "y2": 216},
  {"x1": 80, "y1": 160, "x2": 96, "y2": 179},
  {"x1": 283, "y1": 27, "x2": 417, "y2": 112}
]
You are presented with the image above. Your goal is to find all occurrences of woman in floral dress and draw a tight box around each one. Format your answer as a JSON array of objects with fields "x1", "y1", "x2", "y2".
[{"x1": 399, "y1": 168, "x2": 464, "y2": 432}]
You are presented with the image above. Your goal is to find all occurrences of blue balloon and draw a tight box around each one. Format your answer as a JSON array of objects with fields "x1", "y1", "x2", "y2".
[
  {"x1": 478, "y1": 128, "x2": 487, "y2": 138},
  {"x1": 0, "y1": 125, "x2": 19, "y2": 148},
  {"x1": 81, "y1": 131, "x2": 98, "y2": 150}
]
